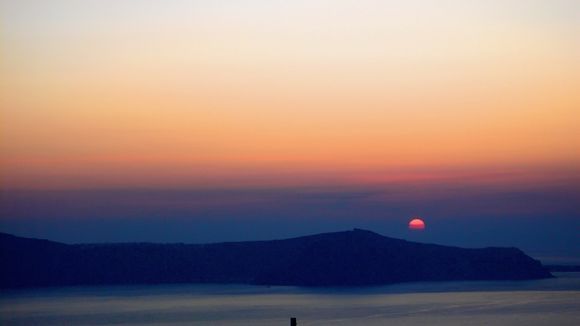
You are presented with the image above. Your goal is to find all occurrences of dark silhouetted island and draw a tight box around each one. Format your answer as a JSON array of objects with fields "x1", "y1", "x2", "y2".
[{"x1": 0, "y1": 229, "x2": 552, "y2": 288}]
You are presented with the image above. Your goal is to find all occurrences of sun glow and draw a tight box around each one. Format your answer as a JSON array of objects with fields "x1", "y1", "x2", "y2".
[{"x1": 409, "y1": 218, "x2": 426, "y2": 230}]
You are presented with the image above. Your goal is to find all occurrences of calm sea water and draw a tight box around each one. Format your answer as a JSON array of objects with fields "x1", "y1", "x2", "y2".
[{"x1": 1, "y1": 273, "x2": 579, "y2": 326}]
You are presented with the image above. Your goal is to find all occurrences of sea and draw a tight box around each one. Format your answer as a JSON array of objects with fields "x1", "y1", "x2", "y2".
[{"x1": 1, "y1": 273, "x2": 579, "y2": 326}]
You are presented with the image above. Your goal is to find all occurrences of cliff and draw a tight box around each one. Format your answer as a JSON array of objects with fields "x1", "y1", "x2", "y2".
[{"x1": 0, "y1": 229, "x2": 552, "y2": 288}]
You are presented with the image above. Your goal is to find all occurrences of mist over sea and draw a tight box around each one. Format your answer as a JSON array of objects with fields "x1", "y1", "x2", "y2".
[{"x1": 1, "y1": 273, "x2": 578, "y2": 326}]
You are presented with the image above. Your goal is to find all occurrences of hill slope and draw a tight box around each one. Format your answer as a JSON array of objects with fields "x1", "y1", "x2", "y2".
[{"x1": 0, "y1": 229, "x2": 552, "y2": 288}]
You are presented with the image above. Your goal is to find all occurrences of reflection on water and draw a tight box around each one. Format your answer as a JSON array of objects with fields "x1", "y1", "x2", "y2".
[{"x1": 1, "y1": 273, "x2": 579, "y2": 326}]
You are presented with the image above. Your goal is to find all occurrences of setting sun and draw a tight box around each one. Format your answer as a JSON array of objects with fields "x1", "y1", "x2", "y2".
[{"x1": 409, "y1": 218, "x2": 426, "y2": 230}]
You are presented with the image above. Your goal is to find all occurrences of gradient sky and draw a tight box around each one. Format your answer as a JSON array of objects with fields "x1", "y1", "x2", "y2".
[{"x1": 1, "y1": 1, "x2": 579, "y2": 262}]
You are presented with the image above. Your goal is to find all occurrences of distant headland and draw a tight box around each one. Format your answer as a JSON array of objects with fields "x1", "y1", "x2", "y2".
[{"x1": 0, "y1": 229, "x2": 552, "y2": 288}]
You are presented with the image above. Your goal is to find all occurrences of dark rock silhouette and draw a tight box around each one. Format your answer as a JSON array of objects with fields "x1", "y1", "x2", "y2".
[{"x1": 0, "y1": 229, "x2": 552, "y2": 288}]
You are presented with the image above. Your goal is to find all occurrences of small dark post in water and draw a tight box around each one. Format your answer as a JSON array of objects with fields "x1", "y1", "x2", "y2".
[{"x1": 290, "y1": 317, "x2": 297, "y2": 326}]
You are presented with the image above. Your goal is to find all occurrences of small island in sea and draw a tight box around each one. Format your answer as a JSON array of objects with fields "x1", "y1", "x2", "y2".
[{"x1": 0, "y1": 229, "x2": 551, "y2": 289}]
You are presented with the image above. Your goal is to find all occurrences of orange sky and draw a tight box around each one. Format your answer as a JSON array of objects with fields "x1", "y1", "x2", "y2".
[{"x1": 1, "y1": 0, "x2": 579, "y2": 189}]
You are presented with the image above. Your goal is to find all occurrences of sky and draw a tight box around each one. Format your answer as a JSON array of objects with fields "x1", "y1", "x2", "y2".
[{"x1": 1, "y1": 0, "x2": 579, "y2": 263}]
